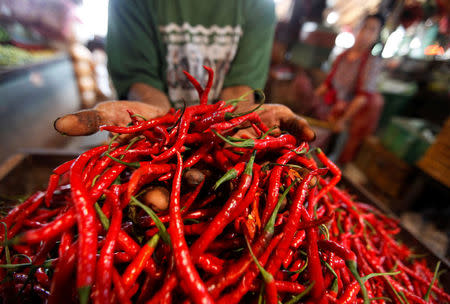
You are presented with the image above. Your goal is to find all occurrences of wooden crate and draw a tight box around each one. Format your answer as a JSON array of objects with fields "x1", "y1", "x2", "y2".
[
  {"x1": 417, "y1": 117, "x2": 450, "y2": 188},
  {"x1": 355, "y1": 136, "x2": 414, "y2": 199}
]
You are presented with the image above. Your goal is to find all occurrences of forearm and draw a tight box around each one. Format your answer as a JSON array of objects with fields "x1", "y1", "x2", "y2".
[
  {"x1": 128, "y1": 83, "x2": 171, "y2": 113},
  {"x1": 340, "y1": 95, "x2": 367, "y2": 122}
]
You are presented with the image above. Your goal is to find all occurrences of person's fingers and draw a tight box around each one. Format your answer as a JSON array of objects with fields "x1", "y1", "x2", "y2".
[
  {"x1": 95, "y1": 101, "x2": 166, "y2": 127},
  {"x1": 258, "y1": 104, "x2": 315, "y2": 142},
  {"x1": 280, "y1": 115, "x2": 316, "y2": 142},
  {"x1": 54, "y1": 101, "x2": 167, "y2": 137},
  {"x1": 54, "y1": 109, "x2": 102, "y2": 136}
]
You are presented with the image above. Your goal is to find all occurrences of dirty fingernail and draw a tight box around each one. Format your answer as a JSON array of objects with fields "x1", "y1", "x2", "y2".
[{"x1": 54, "y1": 110, "x2": 101, "y2": 136}]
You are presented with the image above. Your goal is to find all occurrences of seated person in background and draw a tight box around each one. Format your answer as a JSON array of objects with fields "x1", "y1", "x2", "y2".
[
  {"x1": 314, "y1": 13, "x2": 385, "y2": 163},
  {"x1": 54, "y1": 0, "x2": 315, "y2": 143}
]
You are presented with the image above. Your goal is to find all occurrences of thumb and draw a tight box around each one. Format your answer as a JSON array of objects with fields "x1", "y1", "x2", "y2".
[{"x1": 54, "y1": 109, "x2": 102, "y2": 136}]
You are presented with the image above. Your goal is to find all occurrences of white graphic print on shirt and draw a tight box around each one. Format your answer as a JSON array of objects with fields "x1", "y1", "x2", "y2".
[{"x1": 159, "y1": 22, "x2": 242, "y2": 107}]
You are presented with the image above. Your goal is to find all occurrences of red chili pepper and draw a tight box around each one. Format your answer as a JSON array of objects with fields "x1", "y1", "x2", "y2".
[
  {"x1": 35, "y1": 267, "x2": 50, "y2": 288},
  {"x1": 336, "y1": 280, "x2": 360, "y2": 304},
  {"x1": 182, "y1": 223, "x2": 207, "y2": 235},
  {"x1": 146, "y1": 271, "x2": 178, "y2": 304},
  {"x1": 33, "y1": 237, "x2": 57, "y2": 265},
  {"x1": 183, "y1": 70, "x2": 204, "y2": 97},
  {"x1": 396, "y1": 260, "x2": 450, "y2": 302},
  {"x1": 111, "y1": 268, "x2": 132, "y2": 304},
  {"x1": 83, "y1": 154, "x2": 101, "y2": 185},
  {"x1": 209, "y1": 112, "x2": 267, "y2": 133},
  {"x1": 169, "y1": 151, "x2": 213, "y2": 304},
  {"x1": 94, "y1": 192, "x2": 122, "y2": 304},
  {"x1": 140, "y1": 208, "x2": 219, "y2": 228},
  {"x1": 181, "y1": 179, "x2": 205, "y2": 214},
  {"x1": 70, "y1": 149, "x2": 101, "y2": 303},
  {"x1": 213, "y1": 162, "x2": 245, "y2": 190},
  {"x1": 100, "y1": 114, "x2": 176, "y2": 134},
  {"x1": 20, "y1": 207, "x2": 76, "y2": 243},
  {"x1": 44, "y1": 174, "x2": 60, "y2": 207},
  {"x1": 193, "y1": 105, "x2": 235, "y2": 132},
  {"x1": 265, "y1": 171, "x2": 320, "y2": 278},
  {"x1": 49, "y1": 243, "x2": 77, "y2": 304},
  {"x1": 122, "y1": 234, "x2": 159, "y2": 291},
  {"x1": 200, "y1": 66, "x2": 214, "y2": 105},
  {"x1": 126, "y1": 163, "x2": 175, "y2": 204},
  {"x1": 58, "y1": 231, "x2": 73, "y2": 257},
  {"x1": 52, "y1": 159, "x2": 76, "y2": 175},
  {"x1": 310, "y1": 149, "x2": 342, "y2": 209},
  {"x1": 215, "y1": 132, "x2": 297, "y2": 151},
  {"x1": 184, "y1": 142, "x2": 214, "y2": 168},
  {"x1": 216, "y1": 232, "x2": 283, "y2": 304},
  {"x1": 89, "y1": 163, "x2": 127, "y2": 201},
  {"x1": 249, "y1": 280, "x2": 307, "y2": 295},
  {"x1": 7, "y1": 192, "x2": 45, "y2": 238},
  {"x1": 291, "y1": 230, "x2": 306, "y2": 248},
  {"x1": 1, "y1": 192, "x2": 44, "y2": 234},
  {"x1": 213, "y1": 148, "x2": 233, "y2": 171},
  {"x1": 185, "y1": 132, "x2": 211, "y2": 145},
  {"x1": 32, "y1": 207, "x2": 63, "y2": 222},
  {"x1": 261, "y1": 144, "x2": 306, "y2": 226},
  {"x1": 221, "y1": 148, "x2": 242, "y2": 163},
  {"x1": 23, "y1": 219, "x2": 44, "y2": 228},
  {"x1": 198, "y1": 253, "x2": 225, "y2": 275},
  {"x1": 190, "y1": 153, "x2": 255, "y2": 258}
]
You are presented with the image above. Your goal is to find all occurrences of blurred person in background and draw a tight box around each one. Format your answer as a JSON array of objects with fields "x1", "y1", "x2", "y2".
[
  {"x1": 54, "y1": 0, "x2": 315, "y2": 142},
  {"x1": 314, "y1": 13, "x2": 385, "y2": 163}
]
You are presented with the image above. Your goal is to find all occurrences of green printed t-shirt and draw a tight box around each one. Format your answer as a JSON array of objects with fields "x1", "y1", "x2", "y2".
[{"x1": 107, "y1": 0, "x2": 276, "y2": 107}]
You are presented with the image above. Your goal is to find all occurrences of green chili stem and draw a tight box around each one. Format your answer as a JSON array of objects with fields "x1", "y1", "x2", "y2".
[
  {"x1": 244, "y1": 151, "x2": 256, "y2": 176},
  {"x1": 1, "y1": 222, "x2": 11, "y2": 265},
  {"x1": 213, "y1": 130, "x2": 254, "y2": 148},
  {"x1": 131, "y1": 114, "x2": 148, "y2": 121},
  {"x1": 265, "y1": 179, "x2": 298, "y2": 234},
  {"x1": 361, "y1": 271, "x2": 400, "y2": 282},
  {"x1": 214, "y1": 168, "x2": 238, "y2": 190},
  {"x1": 268, "y1": 163, "x2": 304, "y2": 170},
  {"x1": 424, "y1": 261, "x2": 441, "y2": 301},
  {"x1": 245, "y1": 237, "x2": 273, "y2": 284},
  {"x1": 319, "y1": 224, "x2": 330, "y2": 240},
  {"x1": 105, "y1": 152, "x2": 140, "y2": 168},
  {"x1": 107, "y1": 134, "x2": 120, "y2": 153},
  {"x1": 94, "y1": 202, "x2": 110, "y2": 230},
  {"x1": 260, "y1": 126, "x2": 278, "y2": 139},
  {"x1": 290, "y1": 147, "x2": 308, "y2": 155},
  {"x1": 285, "y1": 281, "x2": 315, "y2": 304},
  {"x1": 399, "y1": 291, "x2": 410, "y2": 304},
  {"x1": 370, "y1": 297, "x2": 393, "y2": 302},
  {"x1": 386, "y1": 280, "x2": 406, "y2": 304},
  {"x1": 130, "y1": 196, "x2": 171, "y2": 245},
  {"x1": 224, "y1": 89, "x2": 265, "y2": 119}
]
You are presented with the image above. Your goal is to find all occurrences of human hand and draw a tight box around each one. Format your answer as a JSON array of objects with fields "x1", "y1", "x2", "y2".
[
  {"x1": 54, "y1": 101, "x2": 167, "y2": 136},
  {"x1": 234, "y1": 102, "x2": 316, "y2": 142}
]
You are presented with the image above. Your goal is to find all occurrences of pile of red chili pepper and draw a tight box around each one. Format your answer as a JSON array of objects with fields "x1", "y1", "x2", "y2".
[{"x1": 1, "y1": 67, "x2": 449, "y2": 304}]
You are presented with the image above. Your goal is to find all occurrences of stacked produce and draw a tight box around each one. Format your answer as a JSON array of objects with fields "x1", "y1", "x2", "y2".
[{"x1": 0, "y1": 67, "x2": 449, "y2": 303}]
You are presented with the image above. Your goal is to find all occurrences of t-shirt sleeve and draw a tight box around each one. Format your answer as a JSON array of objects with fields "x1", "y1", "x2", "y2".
[
  {"x1": 360, "y1": 56, "x2": 382, "y2": 94},
  {"x1": 222, "y1": 0, "x2": 276, "y2": 90},
  {"x1": 106, "y1": 0, "x2": 165, "y2": 99}
]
